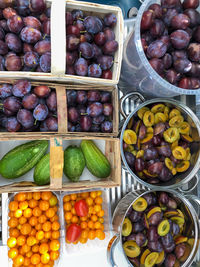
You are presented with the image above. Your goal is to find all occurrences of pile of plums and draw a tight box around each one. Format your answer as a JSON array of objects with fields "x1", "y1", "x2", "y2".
[
  {"x1": 65, "y1": 10, "x2": 118, "y2": 79},
  {"x1": 0, "y1": 0, "x2": 51, "y2": 72},
  {"x1": 141, "y1": 0, "x2": 200, "y2": 89},
  {"x1": 122, "y1": 192, "x2": 192, "y2": 267},
  {"x1": 67, "y1": 90, "x2": 113, "y2": 133},
  {"x1": 0, "y1": 79, "x2": 57, "y2": 132},
  {"x1": 123, "y1": 103, "x2": 193, "y2": 184}
]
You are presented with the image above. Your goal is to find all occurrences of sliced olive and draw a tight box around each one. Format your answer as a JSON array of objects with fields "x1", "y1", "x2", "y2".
[
  {"x1": 156, "y1": 250, "x2": 165, "y2": 265},
  {"x1": 169, "y1": 109, "x2": 181, "y2": 119},
  {"x1": 143, "y1": 169, "x2": 158, "y2": 178},
  {"x1": 155, "y1": 113, "x2": 167, "y2": 124},
  {"x1": 177, "y1": 209, "x2": 184, "y2": 219},
  {"x1": 143, "y1": 214, "x2": 149, "y2": 229},
  {"x1": 147, "y1": 127, "x2": 153, "y2": 133},
  {"x1": 140, "y1": 133, "x2": 153, "y2": 144},
  {"x1": 181, "y1": 134, "x2": 193, "y2": 143},
  {"x1": 137, "y1": 171, "x2": 145, "y2": 178},
  {"x1": 165, "y1": 158, "x2": 174, "y2": 170},
  {"x1": 169, "y1": 115, "x2": 184, "y2": 128},
  {"x1": 123, "y1": 240, "x2": 141, "y2": 258},
  {"x1": 179, "y1": 122, "x2": 190, "y2": 135},
  {"x1": 171, "y1": 140, "x2": 178, "y2": 150},
  {"x1": 187, "y1": 238, "x2": 194, "y2": 247},
  {"x1": 175, "y1": 236, "x2": 188, "y2": 245},
  {"x1": 158, "y1": 219, "x2": 170, "y2": 236},
  {"x1": 127, "y1": 117, "x2": 134, "y2": 129},
  {"x1": 147, "y1": 207, "x2": 162, "y2": 219},
  {"x1": 151, "y1": 104, "x2": 165, "y2": 114},
  {"x1": 144, "y1": 252, "x2": 159, "y2": 267},
  {"x1": 143, "y1": 111, "x2": 155, "y2": 127},
  {"x1": 163, "y1": 127, "x2": 180, "y2": 143},
  {"x1": 179, "y1": 243, "x2": 191, "y2": 262},
  {"x1": 172, "y1": 146, "x2": 186, "y2": 160},
  {"x1": 176, "y1": 160, "x2": 190, "y2": 172},
  {"x1": 164, "y1": 210, "x2": 179, "y2": 218},
  {"x1": 140, "y1": 249, "x2": 151, "y2": 265},
  {"x1": 136, "y1": 150, "x2": 144, "y2": 158},
  {"x1": 138, "y1": 107, "x2": 150, "y2": 120},
  {"x1": 122, "y1": 217, "x2": 132, "y2": 237},
  {"x1": 170, "y1": 216, "x2": 185, "y2": 228},
  {"x1": 132, "y1": 197, "x2": 148, "y2": 212},
  {"x1": 123, "y1": 129, "x2": 137, "y2": 144},
  {"x1": 184, "y1": 148, "x2": 191, "y2": 161},
  {"x1": 172, "y1": 168, "x2": 177, "y2": 175},
  {"x1": 134, "y1": 120, "x2": 142, "y2": 134},
  {"x1": 132, "y1": 150, "x2": 137, "y2": 156}
]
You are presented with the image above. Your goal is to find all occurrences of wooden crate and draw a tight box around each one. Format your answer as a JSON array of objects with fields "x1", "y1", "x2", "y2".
[
  {"x1": 0, "y1": 80, "x2": 119, "y2": 137},
  {"x1": 0, "y1": 0, "x2": 123, "y2": 86},
  {"x1": 0, "y1": 136, "x2": 121, "y2": 193}
]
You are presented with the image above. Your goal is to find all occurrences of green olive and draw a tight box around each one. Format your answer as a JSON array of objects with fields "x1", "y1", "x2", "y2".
[
  {"x1": 123, "y1": 240, "x2": 141, "y2": 258},
  {"x1": 157, "y1": 219, "x2": 170, "y2": 236},
  {"x1": 122, "y1": 218, "x2": 132, "y2": 237}
]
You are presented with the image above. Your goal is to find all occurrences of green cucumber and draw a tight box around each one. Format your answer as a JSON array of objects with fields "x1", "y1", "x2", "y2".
[
  {"x1": 0, "y1": 140, "x2": 49, "y2": 179},
  {"x1": 34, "y1": 153, "x2": 50, "y2": 186},
  {"x1": 80, "y1": 140, "x2": 111, "y2": 178},
  {"x1": 64, "y1": 146, "x2": 85, "y2": 182}
]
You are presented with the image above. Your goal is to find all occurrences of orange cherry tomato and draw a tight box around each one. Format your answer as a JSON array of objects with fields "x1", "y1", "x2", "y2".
[
  {"x1": 31, "y1": 253, "x2": 41, "y2": 265},
  {"x1": 7, "y1": 237, "x2": 17, "y2": 248},
  {"x1": 9, "y1": 201, "x2": 18, "y2": 211},
  {"x1": 8, "y1": 248, "x2": 18, "y2": 259},
  {"x1": 49, "y1": 240, "x2": 60, "y2": 251},
  {"x1": 13, "y1": 254, "x2": 24, "y2": 266}
]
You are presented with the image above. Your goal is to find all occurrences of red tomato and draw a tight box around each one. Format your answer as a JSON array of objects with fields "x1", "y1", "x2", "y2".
[
  {"x1": 74, "y1": 199, "x2": 89, "y2": 217},
  {"x1": 66, "y1": 223, "x2": 82, "y2": 242}
]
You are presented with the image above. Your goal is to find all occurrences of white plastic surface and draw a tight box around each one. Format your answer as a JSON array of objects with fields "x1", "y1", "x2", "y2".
[{"x1": 0, "y1": 140, "x2": 50, "y2": 186}]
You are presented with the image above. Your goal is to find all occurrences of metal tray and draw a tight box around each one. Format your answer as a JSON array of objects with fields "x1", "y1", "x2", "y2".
[{"x1": 109, "y1": 17, "x2": 200, "y2": 266}]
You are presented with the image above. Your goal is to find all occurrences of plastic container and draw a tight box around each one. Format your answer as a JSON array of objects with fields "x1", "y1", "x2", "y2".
[
  {"x1": 120, "y1": 0, "x2": 200, "y2": 97},
  {"x1": 5, "y1": 192, "x2": 62, "y2": 267},
  {"x1": 62, "y1": 189, "x2": 112, "y2": 255}
]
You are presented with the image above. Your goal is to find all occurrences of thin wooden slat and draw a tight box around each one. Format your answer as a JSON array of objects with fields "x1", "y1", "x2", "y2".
[{"x1": 50, "y1": 137, "x2": 63, "y2": 189}]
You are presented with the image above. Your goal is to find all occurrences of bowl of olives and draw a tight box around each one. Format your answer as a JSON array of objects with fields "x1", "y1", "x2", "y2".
[
  {"x1": 108, "y1": 189, "x2": 200, "y2": 267},
  {"x1": 120, "y1": 92, "x2": 200, "y2": 191}
]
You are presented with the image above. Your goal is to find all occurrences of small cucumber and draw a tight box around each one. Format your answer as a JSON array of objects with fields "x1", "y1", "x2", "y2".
[
  {"x1": 34, "y1": 153, "x2": 50, "y2": 186},
  {"x1": 0, "y1": 140, "x2": 49, "y2": 179},
  {"x1": 80, "y1": 140, "x2": 111, "y2": 178},
  {"x1": 64, "y1": 145, "x2": 86, "y2": 182}
]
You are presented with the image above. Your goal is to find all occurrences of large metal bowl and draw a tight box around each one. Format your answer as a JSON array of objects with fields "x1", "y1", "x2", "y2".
[
  {"x1": 120, "y1": 92, "x2": 200, "y2": 191},
  {"x1": 107, "y1": 189, "x2": 200, "y2": 267}
]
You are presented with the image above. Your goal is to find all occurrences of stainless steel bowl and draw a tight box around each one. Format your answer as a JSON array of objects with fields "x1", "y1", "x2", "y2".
[
  {"x1": 120, "y1": 92, "x2": 200, "y2": 191},
  {"x1": 107, "y1": 189, "x2": 200, "y2": 267}
]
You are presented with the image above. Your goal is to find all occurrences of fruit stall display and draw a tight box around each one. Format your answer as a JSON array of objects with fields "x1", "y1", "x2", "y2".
[
  {"x1": 4, "y1": 189, "x2": 111, "y2": 266},
  {"x1": 0, "y1": 137, "x2": 121, "y2": 192},
  {"x1": 0, "y1": 79, "x2": 118, "y2": 136},
  {"x1": 0, "y1": 0, "x2": 123, "y2": 86}
]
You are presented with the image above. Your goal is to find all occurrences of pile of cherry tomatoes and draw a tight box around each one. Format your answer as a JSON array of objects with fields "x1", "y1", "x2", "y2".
[
  {"x1": 7, "y1": 191, "x2": 60, "y2": 267},
  {"x1": 63, "y1": 190, "x2": 106, "y2": 244}
]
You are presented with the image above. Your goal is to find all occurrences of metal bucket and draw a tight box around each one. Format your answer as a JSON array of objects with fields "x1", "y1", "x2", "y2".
[
  {"x1": 107, "y1": 189, "x2": 200, "y2": 267},
  {"x1": 120, "y1": 92, "x2": 200, "y2": 192}
]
